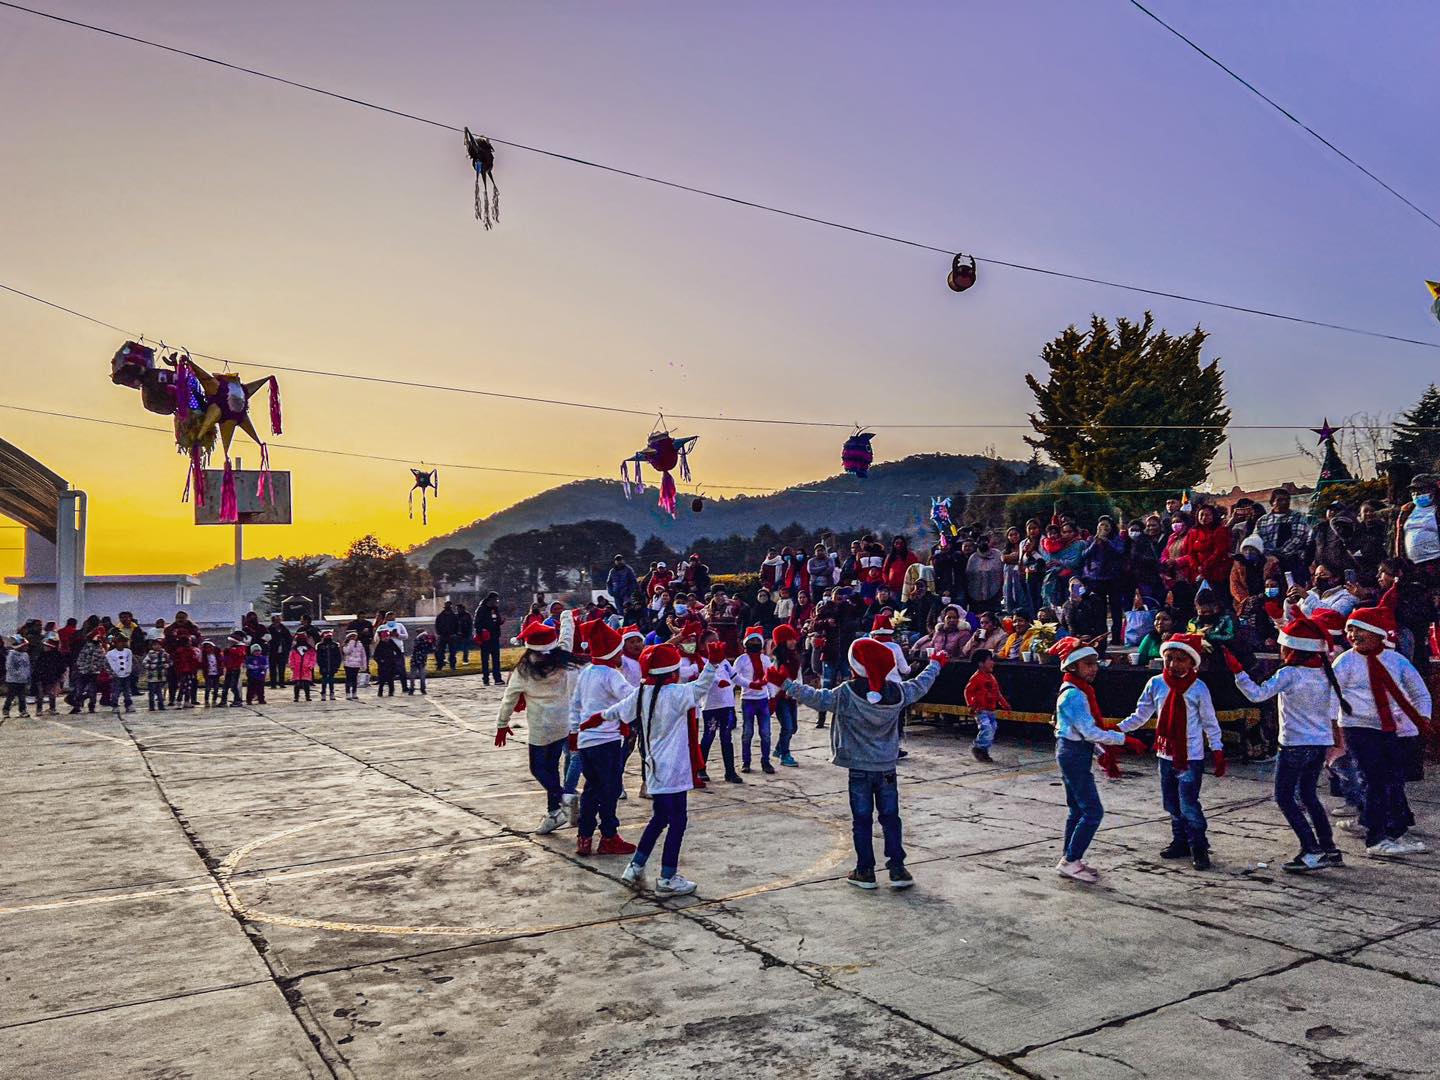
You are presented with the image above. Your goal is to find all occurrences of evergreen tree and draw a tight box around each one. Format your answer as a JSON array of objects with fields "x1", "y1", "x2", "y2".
[
  {"x1": 1388, "y1": 384, "x2": 1440, "y2": 478},
  {"x1": 426, "y1": 547, "x2": 479, "y2": 586},
  {"x1": 260, "y1": 555, "x2": 329, "y2": 616},
  {"x1": 1025, "y1": 313, "x2": 1230, "y2": 506},
  {"x1": 326, "y1": 535, "x2": 428, "y2": 615}
]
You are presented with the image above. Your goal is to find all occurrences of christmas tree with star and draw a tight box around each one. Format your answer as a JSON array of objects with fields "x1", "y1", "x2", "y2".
[{"x1": 1311, "y1": 419, "x2": 1354, "y2": 493}]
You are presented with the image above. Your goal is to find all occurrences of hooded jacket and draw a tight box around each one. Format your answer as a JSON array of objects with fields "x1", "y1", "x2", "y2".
[{"x1": 783, "y1": 661, "x2": 939, "y2": 772}]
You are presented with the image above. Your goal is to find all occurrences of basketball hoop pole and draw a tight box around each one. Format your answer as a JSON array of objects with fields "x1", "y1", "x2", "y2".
[{"x1": 233, "y1": 457, "x2": 244, "y2": 623}]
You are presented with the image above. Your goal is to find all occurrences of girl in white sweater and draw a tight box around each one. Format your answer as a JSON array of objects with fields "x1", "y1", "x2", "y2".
[{"x1": 496, "y1": 614, "x2": 578, "y2": 835}]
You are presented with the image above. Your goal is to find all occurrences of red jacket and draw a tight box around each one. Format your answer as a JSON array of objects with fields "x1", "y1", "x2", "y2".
[
  {"x1": 964, "y1": 669, "x2": 1010, "y2": 713},
  {"x1": 173, "y1": 646, "x2": 201, "y2": 676},
  {"x1": 882, "y1": 550, "x2": 918, "y2": 593},
  {"x1": 223, "y1": 645, "x2": 247, "y2": 672},
  {"x1": 1179, "y1": 524, "x2": 1232, "y2": 588}
]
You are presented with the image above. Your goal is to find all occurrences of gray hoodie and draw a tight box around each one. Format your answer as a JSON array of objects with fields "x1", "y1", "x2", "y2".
[{"x1": 784, "y1": 661, "x2": 940, "y2": 772}]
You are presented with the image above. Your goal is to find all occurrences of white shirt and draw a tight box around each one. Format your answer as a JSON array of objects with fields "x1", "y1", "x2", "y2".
[
  {"x1": 620, "y1": 655, "x2": 642, "y2": 688},
  {"x1": 1333, "y1": 648, "x2": 1432, "y2": 735},
  {"x1": 1294, "y1": 587, "x2": 1357, "y2": 619},
  {"x1": 732, "y1": 652, "x2": 775, "y2": 701},
  {"x1": 1403, "y1": 504, "x2": 1440, "y2": 565},
  {"x1": 381, "y1": 620, "x2": 408, "y2": 642},
  {"x1": 602, "y1": 664, "x2": 717, "y2": 795},
  {"x1": 1118, "y1": 675, "x2": 1223, "y2": 762},
  {"x1": 703, "y1": 659, "x2": 737, "y2": 711},
  {"x1": 568, "y1": 663, "x2": 633, "y2": 748},
  {"x1": 1234, "y1": 666, "x2": 1337, "y2": 747},
  {"x1": 104, "y1": 647, "x2": 133, "y2": 678}
]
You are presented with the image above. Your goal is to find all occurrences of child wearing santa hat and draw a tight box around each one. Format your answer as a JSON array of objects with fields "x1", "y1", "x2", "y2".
[
  {"x1": 770, "y1": 624, "x2": 804, "y2": 768},
  {"x1": 1052, "y1": 639, "x2": 1146, "y2": 884},
  {"x1": 1331, "y1": 606, "x2": 1432, "y2": 858},
  {"x1": 496, "y1": 613, "x2": 579, "y2": 836},
  {"x1": 606, "y1": 643, "x2": 718, "y2": 896},
  {"x1": 617, "y1": 626, "x2": 645, "y2": 799},
  {"x1": 773, "y1": 637, "x2": 943, "y2": 889},
  {"x1": 567, "y1": 621, "x2": 638, "y2": 857},
  {"x1": 869, "y1": 613, "x2": 913, "y2": 758},
  {"x1": 733, "y1": 625, "x2": 776, "y2": 775},
  {"x1": 1227, "y1": 615, "x2": 1349, "y2": 872},
  {"x1": 1117, "y1": 633, "x2": 1226, "y2": 870},
  {"x1": 698, "y1": 641, "x2": 742, "y2": 784}
]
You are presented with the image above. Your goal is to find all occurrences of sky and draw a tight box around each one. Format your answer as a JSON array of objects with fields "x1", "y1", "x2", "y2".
[{"x1": 2, "y1": 0, "x2": 1437, "y2": 593}]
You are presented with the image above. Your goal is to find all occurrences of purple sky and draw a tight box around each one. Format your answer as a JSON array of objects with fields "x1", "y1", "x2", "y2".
[{"x1": 1, "y1": 1, "x2": 1436, "y2": 574}]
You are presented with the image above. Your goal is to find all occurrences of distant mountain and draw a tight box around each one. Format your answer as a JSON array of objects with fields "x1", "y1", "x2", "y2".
[
  {"x1": 190, "y1": 557, "x2": 285, "y2": 611},
  {"x1": 411, "y1": 453, "x2": 1031, "y2": 563}
]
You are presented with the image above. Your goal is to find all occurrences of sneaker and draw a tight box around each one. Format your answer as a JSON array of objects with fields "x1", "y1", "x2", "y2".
[
  {"x1": 888, "y1": 865, "x2": 914, "y2": 889},
  {"x1": 561, "y1": 793, "x2": 578, "y2": 825},
  {"x1": 697, "y1": 769, "x2": 710, "y2": 783},
  {"x1": 847, "y1": 869, "x2": 877, "y2": 890},
  {"x1": 724, "y1": 772, "x2": 744, "y2": 784},
  {"x1": 1389, "y1": 836, "x2": 1427, "y2": 856},
  {"x1": 1191, "y1": 849, "x2": 1211, "y2": 871},
  {"x1": 1056, "y1": 859, "x2": 1099, "y2": 884},
  {"x1": 741, "y1": 764, "x2": 752, "y2": 774},
  {"x1": 598, "y1": 834, "x2": 637, "y2": 856},
  {"x1": 761, "y1": 760, "x2": 776, "y2": 775},
  {"x1": 1159, "y1": 843, "x2": 1191, "y2": 860},
  {"x1": 780, "y1": 754, "x2": 798, "y2": 768},
  {"x1": 1339, "y1": 818, "x2": 1367, "y2": 835},
  {"x1": 1281, "y1": 852, "x2": 1325, "y2": 873},
  {"x1": 620, "y1": 861, "x2": 644, "y2": 888},
  {"x1": 972, "y1": 747, "x2": 993, "y2": 763},
  {"x1": 1331, "y1": 802, "x2": 1356, "y2": 819},
  {"x1": 896, "y1": 749, "x2": 909, "y2": 759},
  {"x1": 535, "y1": 809, "x2": 566, "y2": 835},
  {"x1": 1366, "y1": 838, "x2": 1404, "y2": 858},
  {"x1": 656, "y1": 874, "x2": 697, "y2": 897},
  {"x1": 575, "y1": 836, "x2": 593, "y2": 856},
  {"x1": 1319, "y1": 849, "x2": 1345, "y2": 867},
  {"x1": 815, "y1": 718, "x2": 827, "y2": 729}
]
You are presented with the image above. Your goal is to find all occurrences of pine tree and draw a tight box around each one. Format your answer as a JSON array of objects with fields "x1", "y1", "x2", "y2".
[
  {"x1": 1025, "y1": 313, "x2": 1230, "y2": 507},
  {"x1": 1388, "y1": 384, "x2": 1440, "y2": 477}
]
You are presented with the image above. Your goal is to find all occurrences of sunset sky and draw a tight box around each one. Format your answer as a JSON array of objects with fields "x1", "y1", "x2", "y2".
[{"x1": 2, "y1": 1, "x2": 1437, "y2": 593}]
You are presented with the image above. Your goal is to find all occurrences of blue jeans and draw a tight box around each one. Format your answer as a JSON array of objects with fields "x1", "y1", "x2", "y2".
[
  {"x1": 528, "y1": 738, "x2": 565, "y2": 813},
  {"x1": 577, "y1": 738, "x2": 624, "y2": 840},
  {"x1": 741, "y1": 698, "x2": 772, "y2": 767},
  {"x1": 1159, "y1": 758, "x2": 1208, "y2": 852},
  {"x1": 974, "y1": 710, "x2": 997, "y2": 750},
  {"x1": 1274, "y1": 745, "x2": 1333, "y2": 854},
  {"x1": 1057, "y1": 739, "x2": 1105, "y2": 862},
  {"x1": 774, "y1": 697, "x2": 798, "y2": 757},
  {"x1": 700, "y1": 706, "x2": 736, "y2": 755},
  {"x1": 633, "y1": 791, "x2": 688, "y2": 878},
  {"x1": 1346, "y1": 727, "x2": 1410, "y2": 846},
  {"x1": 848, "y1": 768, "x2": 905, "y2": 873},
  {"x1": 562, "y1": 743, "x2": 583, "y2": 796}
]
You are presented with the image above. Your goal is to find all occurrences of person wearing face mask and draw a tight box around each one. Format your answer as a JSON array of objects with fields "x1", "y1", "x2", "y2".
[
  {"x1": 965, "y1": 534, "x2": 1005, "y2": 612},
  {"x1": 1125, "y1": 517, "x2": 1164, "y2": 606},
  {"x1": 1080, "y1": 516, "x2": 1128, "y2": 645},
  {"x1": 1305, "y1": 504, "x2": 1361, "y2": 581},
  {"x1": 1290, "y1": 563, "x2": 1358, "y2": 620},
  {"x1": 1230, "y1": 533, "x2": 1278, "y2": 609},
  {"x1": 1396, "y1": 475, "x2": 1439, "y2": 589}
]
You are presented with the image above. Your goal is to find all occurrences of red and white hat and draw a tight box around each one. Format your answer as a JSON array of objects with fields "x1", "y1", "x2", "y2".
[
  {"x1": 1277, "y1": 615, "x2": 1329, "y2": 653},
  {"x1": 585, "y1": 620, "x2": 623, "y2": 662},
  {"x1": 1346, "y1": 605, "x2": 1396, "y2": 647},
  {"x1": 620, "y1": 624, "x2": 644, "y2": 644},
  {"x1": 517, "y1": 622, "x2": 561, "y2": 653},
  {"x1": 1052, "y1": 637, "x2": 1098, "y2": 669},
  {"x1": 772, "y1": 624, "x2": 800, "y2": 648},
  {"x1": 1310, "y1": 607, "x2": 1348, "y2": 646},
  {"x1": 742, "y1": 624, "x2": 766, "y2": 645},
  {"x1": 870, "y1": 614, "x2": 895, "y2": 637},
  {"x1": 848, "y1": 637, "x2": 897, "y2": 703},
  {"x1": 1159, "y1": 633, "x2": 1206, "y2": 666},
  {"x1": 640, "y1": 643, "x2": 682, "y2": 680}
]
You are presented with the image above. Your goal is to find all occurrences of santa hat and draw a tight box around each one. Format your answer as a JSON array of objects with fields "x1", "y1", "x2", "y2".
[
  {"x1": 1310, "y1": 607, "x2": 1347, "y2": 646},
  {"x1": 1277, "y1": 615, "x2": 1328, "y2": 653},
  {"x1": 772, "y1": 624, "x2": 800, "y2": 648},
  {"x1": 620, "y1": 625, "x2": 644, "y2": 644},
  {"x1": 742, "y1": 625, "x2": 766, "y2": 645},
  {"x1": 585, "y1": 620, "x2": 623, "y2": 662},
  {"x1": 848, "y1": 637, "x2": 897, "y2": 703},
  {"x1": 640, "y1": 643, "x2": 682, "y2": 680},
  {"x1": 1346, "y1": 605, "x2": 1396, "y2": 647},
  {"x1": 1159, "y1": 633, "x2": 1205, "y2": 666},
  {"x1": 1052, "y1": 637, "x2": 1098, "y2": 669},
  {"x1": 870, "y1": 615, "x2": 895, "y2": 637},
  {"x1": 517, "y1": 622, "x2": 561, "y2": 653}
]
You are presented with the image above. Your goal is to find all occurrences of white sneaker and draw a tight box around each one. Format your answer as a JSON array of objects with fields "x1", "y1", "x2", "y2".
[
  {"x1": 620, "y1": 861, "x2": 644, "y2": 888},
  {"x1": 1366, "y1": 838, "x2": 1403, "y2": 858},
  {"x1": 1339, "y1": 818, "x2": 1367, "y2": 835},
  {"x1": 535, "y1": 809, "x2": 565, "y2": 835},
  {"x1": 1056, "y1": 858, "x2": 1099, "y2": 884},
  {"x1": 561, "y1": 792, "x2": 578, "y2": 825},
  {"x1": 1389, "y1": 836, "x2": 1427, "y2": 856},
  {"x1": 656, "y1": 873, "x2": 697, "y2": 896},
  {"x1": 1330, "y1": 803, "x2": 1356, "y2": 818}
]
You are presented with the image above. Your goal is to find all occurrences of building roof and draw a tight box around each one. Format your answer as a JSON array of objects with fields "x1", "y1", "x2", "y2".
[{"x1": 0, "y1": 438, "x2": 68, "y2": 542}]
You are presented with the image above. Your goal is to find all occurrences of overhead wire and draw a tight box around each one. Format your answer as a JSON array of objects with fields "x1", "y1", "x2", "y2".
[
  {"x1": 2, "y1": 1, "x2": 1438, "y2": 351},
  {"x1": 1128, "y1": 0, "x2": 1440, "y2": 234}
]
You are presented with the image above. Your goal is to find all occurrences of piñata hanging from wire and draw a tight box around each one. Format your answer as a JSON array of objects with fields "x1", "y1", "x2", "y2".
[
  {"x1": 620, "y1": 423, "x2": 697, "y2": 518},
  {"x1": 464, "y1": 128, "x2": 500, "y2": 229},
  {"x1": 841, "y1": 429, "x2": 875, "y2": 478},
  {"x1": 409, "y1": 467, "x2": 439, "y2": 524},
  {"x1": 1428, "y1": 280, "x2": 1440, "y2": 325},
  {"x1": 947, "y1": 253, "x2": 977, "y2": 292},
  {"x1": 111, "y1": 342, "x2": 282, "y2": 524}
]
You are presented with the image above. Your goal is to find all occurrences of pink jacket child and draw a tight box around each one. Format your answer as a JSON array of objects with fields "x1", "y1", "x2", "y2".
[{"x1": 288, "y1": 644, "x2": 318, "y2": 682}]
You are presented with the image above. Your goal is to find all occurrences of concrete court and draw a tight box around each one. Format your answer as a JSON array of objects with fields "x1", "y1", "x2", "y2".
[{"x1": 3, "y1": 677, "x2": 1440, "y2": 1080}]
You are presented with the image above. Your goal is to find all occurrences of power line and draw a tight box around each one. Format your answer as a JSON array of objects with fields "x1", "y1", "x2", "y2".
[
  {"x1": 4, "y1": 281, "x2": 1435, "y2": 435},
  {"x1": 1128, "y1": 1, "x2": 1440, "y2": 234},
  {"x1": 3, "y1": 2, "x2": 1438, "y2": 352}
]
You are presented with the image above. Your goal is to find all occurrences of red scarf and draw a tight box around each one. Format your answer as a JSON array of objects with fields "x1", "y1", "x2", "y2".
[
  {"x1": 1155, "y1": 669, "x2": 1199, "y2": 767},
  {"x1": 1356, "y1": 643, "x2": 1427, "y2": 734},
  {"x1": 1064, "y1": 672, "x2": 1120, "y2": 777}
]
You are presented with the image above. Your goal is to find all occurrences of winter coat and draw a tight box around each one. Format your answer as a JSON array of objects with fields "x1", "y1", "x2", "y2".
[
  {"x1": 316, "y1": 639, "x2": 343, "y2": 676},
  {"x1": 341, "y1": 641, "x2": 367, "y2": 669},
  {"x1": 142, "y1": 649, "x2": 170, "y2": 682},
  {"x1": 288, "y1": 647, "x2": 317, "y2": 681},
  {"x1": 785, "y1": 662, "x2": 940, "y2": 772},
  {"x1": 1179, "y1": 524, "x2": 1232, "y2": 588},
  {"x1": 5, "y1": 650, "x2": 31, "y2": 684},
  {"x1": 434, "y1": 609, "x2": 460, "y2": 638},
  {"x1": 372, "y1": 639, "x2": 404, "y2": 675},
  {"x1": 32, "y1": 648, "x2": 67, "y2": 689},
  {"x1": 75, "y1": 641, "x2": 106, "y2": 676},
  {"x1": 266, "y1": 623, "x2": 293, "y2": 660},
  {"x1": 499, "y1": 661, "x2": 579, "y2": 746},
  {"x1": 1080, "y1": 534, "x2": 1127, "y2": 583}
]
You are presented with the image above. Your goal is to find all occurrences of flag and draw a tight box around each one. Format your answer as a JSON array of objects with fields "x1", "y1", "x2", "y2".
[{"x1": 1228, "y1": 444, "x2": 1236, "y2": 481}]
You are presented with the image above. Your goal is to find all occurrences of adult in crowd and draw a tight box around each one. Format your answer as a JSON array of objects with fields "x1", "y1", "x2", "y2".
[
  {"x1": 682, "y1": 553, "x2": 712, "y2": 599},
  {"x1": 965, "y1": 533, "x2": 1005, "y2": 614},
  {"x1": 881, "y1": 536, "x2": 918, "y2": 598},
  {"x1": 1257, "y1": 488, "x2": 1312, "y2": 587},
  {"x1": 346, "y1": 611, "x2": 375, "y2": 663},
  {"x1": 606, "y1": 555, "x2": 639, "y2": 612},
  {"x1": 266, "y1": 613, "x2": 292, "y2": 689},
  {"x1": 1080, "y1": 515, "x2": 1127, "y2": 644},
  {"x1": 434, "y1": 601, "x2": 460, "y2": 671},
  {"x1": 457, "y1": 601, "x2": 475, "y2": 668},
  {"x1": 1396, "y1": 475, "x2": 1439, "y2": 593},
  {"x1": 475, "y1": 592, "x2": 505, "y2": 686}
]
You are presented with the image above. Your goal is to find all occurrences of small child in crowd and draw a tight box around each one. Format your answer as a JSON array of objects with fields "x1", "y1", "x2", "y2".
[
  {"x1": 289, "y1": 633, "x2": 316, "y2": 701},
  {"x1": 963, "y1": 649, "x2": 1010, "y2": 763},
  {"x1": 223, "y1": 635, "x2": 247, "y2": 706},
  {"x1": 33, "y1": 634, "x2": 66, "y2": 715},
  {"x1": 698, "y1": 641, "x2": 741, "y2": 784},
  {"x1": 409, "y1": 630, "x2": 436, "y2": 696},
  {"x1": 104, "y1": 635, "x2": 135, "y2": 715},
  {"x1": 245, "y1": 645, "x2": 268, "y2": 704},
  {"x1": 174, "y1": 635, "x2": 200, "y2": 708},
  {"x1": 4, "y1": 636, "x2": 31, "y2": 717},
  {"x1": 373, "y1": 629, "x2": 404, "y2": 697},
  {"x1": 201, "y1": 640, "x2": 222, "y2": 706},
  {"x1": 143, "y1": 642, "x2": 171, "y2": 711},
  {"x1": 341, "y1": 631, "x2": 367, "y2": 699},
  {"x1": 316, "y1": 630, "x2": 342, "y2": 700}
]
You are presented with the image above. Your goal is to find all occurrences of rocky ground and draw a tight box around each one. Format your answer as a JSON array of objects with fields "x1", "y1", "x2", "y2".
[{"x1": 4, "y1": 676, "x2": 1439, "y2": 1079}]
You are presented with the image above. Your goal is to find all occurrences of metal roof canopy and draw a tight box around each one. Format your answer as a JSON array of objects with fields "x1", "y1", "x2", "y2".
[{"x1": 0, "y1": 437, "x2": 69, "y2": 542}]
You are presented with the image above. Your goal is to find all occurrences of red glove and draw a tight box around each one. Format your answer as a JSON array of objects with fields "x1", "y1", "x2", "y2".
[
  {"x1": 567, "y1": 732, "x2": 579, "y2": 752},
  {"x1": 929, "y1": 650, "x2": 950, "y2": 668},
  {"x1": 1124, "y1": 735, "x2": 1147, "y2": 756},
  {"x1": 1212, "y1": 748, "x2": 1227, "y2": 777},
  {"x1": 1098, "y1": 746, "x2": 1122, "y2": 779},
  {"x1": 1222, "y1": 648, "x2": 1244, "y2": 675},
  {"x1": 619, "y1": 721, "x2": 632, "y2": 739},
  {"x1": 716, "y1": 680, "x2": 731, "y2": 689},
  {"x1": 494, "y1": 726, "x2": 512, "y2": 748},
  {"x1": 765, "y1": 667, "x2": 788, "y2": 688}
]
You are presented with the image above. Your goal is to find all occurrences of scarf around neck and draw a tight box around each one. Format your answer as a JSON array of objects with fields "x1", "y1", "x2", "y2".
[
  {"x1": 1062, "y1": 672, "x2": 1104, "y2": 728},
  {"x1": 1356, "y1": 643, "x2": 1426, "y2": 733},
  {"x1": 1155, "y1": 669, "x2": 1199, "y2": 767}
]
